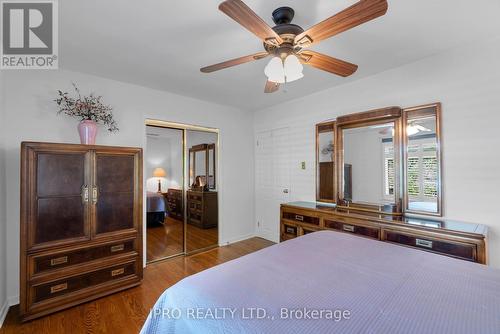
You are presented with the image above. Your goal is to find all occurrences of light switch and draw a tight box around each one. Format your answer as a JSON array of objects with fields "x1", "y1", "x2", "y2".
[{"x1": 301, "y1": 161, "x2": 306, "y2": 170}]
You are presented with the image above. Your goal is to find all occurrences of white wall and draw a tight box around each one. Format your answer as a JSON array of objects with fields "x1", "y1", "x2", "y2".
[
  {"x1": 0, "y1": 72, "x2": 9, "y2": 326},
  {"x1": 254, "y1": 37, "x2": 500, "y2": 268},
  {"x1": 145, "y1": 128, "x2": 183, "y2": 193},
  {"x1": 1, "y1": 69, "x2": 256, "y2": 305}
]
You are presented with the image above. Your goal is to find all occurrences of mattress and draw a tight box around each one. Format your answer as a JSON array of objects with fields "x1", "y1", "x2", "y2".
[
  {"x1": 146, "y1": 191, "x2": 166, "y2": 213},
  {"x1": 141, "y1": 230, "x2": 500, "y2": 334}
]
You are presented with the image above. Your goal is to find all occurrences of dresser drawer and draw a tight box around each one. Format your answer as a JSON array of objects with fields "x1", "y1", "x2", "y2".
[
  {"x1": 29, "y1": 240, "x2": 136, "y2": 276},
  {"x1": 188, "y1": 193, "x2": 202, "y2": 202},
  {"x1": 282, "y1": 223, "x2": 298, "y2": 238},
  {"x1": 31, "y1": 260, "x2": 138, "y2": 304},
  {"x1": 325, "y1": 219, "x2": 380, "y2": 240},
  {"x1": 282, "y1": 211, "x2": 319, "y2": 226},
  {"x1": 383, "y1": 230, "x2": 477, "y2": 262},
  {"x1": 188, "y1": 202, "x2": 202, "y2": 210}
]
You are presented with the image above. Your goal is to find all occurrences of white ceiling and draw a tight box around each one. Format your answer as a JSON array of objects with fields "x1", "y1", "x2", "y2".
[{"x1": 60, "y1": 0, "x2": 500, "y2": 111}]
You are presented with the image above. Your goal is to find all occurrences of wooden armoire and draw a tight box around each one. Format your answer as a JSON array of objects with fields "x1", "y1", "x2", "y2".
[{"x1": 20, "y1": 142, "x2": 143, "y2": 321}]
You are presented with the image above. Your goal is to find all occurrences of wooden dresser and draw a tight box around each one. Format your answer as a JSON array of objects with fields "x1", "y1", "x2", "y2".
[
  {"x1": 186, "y1": 190, "x2": 218, "y2": 229},
  {"x1": 20, "y1": 142, "x2": 143, "y2": 321},
  {"x1": 164, "y1": 188, "x2": 183, "y2": 221},
  {"x1": 281, "y1": 202, "x2": 488, "y2": 264}
]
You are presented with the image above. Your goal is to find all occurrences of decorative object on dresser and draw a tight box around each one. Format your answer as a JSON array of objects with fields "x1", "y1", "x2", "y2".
[
  {"x1": 187, "y1": 190, "x2": 218, "y2": 229},
  {"x1": 164, "y1": 188, "x2": 183, "y2": 221},
  {"x1": 54, "y1": 83, "x2": 118, "y2": 145},
  {"x1": 280, "y1": 202, "x2": 488, "y2": 264},
  {"x1": 20, "y1": 142, "x2": 143, "y2": 321}
]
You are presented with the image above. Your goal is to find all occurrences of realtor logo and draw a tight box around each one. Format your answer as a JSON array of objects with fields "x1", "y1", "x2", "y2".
[{"x1": 1, "y1": 0, "x2": 58, "y2": 69}]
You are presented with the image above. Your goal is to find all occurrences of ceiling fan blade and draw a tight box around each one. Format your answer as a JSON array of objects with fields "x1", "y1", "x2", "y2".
[
  {"x1": 299, "y1": 51, "x2": 358, "y2": 77},
  {"x1": 295, "y1": 0, "x2": 388, "y2": 48},
  {"x1": 201, "y1": 52, "x2": 269, "y2": 73},
  {"x1": 219, "y1": 0, "x2": 283, "y2": 46},
  {"x1": 264, "y1": 80, "x2": 280, "y2": 93}
]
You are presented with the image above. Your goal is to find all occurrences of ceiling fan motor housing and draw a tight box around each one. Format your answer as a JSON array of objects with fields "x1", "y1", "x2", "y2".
[{"x1": 265, "y1": 7, "x2": 304, "y2": 54}]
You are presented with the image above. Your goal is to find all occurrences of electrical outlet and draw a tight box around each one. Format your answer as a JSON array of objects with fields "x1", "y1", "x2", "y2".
[{"x1": 301, "y1": 161, "x2": 306, "y2": 170}]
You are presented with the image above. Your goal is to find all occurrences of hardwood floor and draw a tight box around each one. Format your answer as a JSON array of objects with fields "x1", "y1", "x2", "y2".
[
  {"x1": 186, "y1": 223, "x2": 218, "y2": 253},
  {"x1": 146, "y1": 217, "x2": 219, "y2": 262},
  {"x1": 1, "y1": 237, "x2": 274, "y2": 334},
  {"x1": 146, "y1": 217, "x2": 184, "y2": 261}
]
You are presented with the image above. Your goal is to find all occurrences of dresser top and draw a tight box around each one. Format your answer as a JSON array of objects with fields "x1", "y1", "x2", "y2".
[{"x1": 282, "y1": 201, "x2": 487, "y2": 237}]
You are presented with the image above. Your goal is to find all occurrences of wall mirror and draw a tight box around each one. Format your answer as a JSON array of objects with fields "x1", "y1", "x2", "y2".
[
  {"x1": 336, "y1": 108, "x2": 402, "y2": 213},
  {"x1": 316, "y1": 122, "x2": 336, "y2": 202},
  {"x1": 403, "y1": 103, "x2": 442, "y2": 216}
]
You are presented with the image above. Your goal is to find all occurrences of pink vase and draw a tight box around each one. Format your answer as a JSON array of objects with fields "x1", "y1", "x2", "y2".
[{"x1": 78, "y1": 120, "x2": 98, "y2": 145}]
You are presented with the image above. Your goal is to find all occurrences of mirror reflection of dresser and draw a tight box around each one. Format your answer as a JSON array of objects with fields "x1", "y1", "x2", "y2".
[{"x1": 187, "y1": 142, "x2": 218, "y2": 253}]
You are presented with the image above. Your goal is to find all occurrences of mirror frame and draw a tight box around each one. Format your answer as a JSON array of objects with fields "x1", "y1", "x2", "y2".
[
  {"x1": 316, "y1": 121, "x2": 336, "y2": 203},
  {"x1": 189, "y1": 143, "x2": 217, "y2": 190},
  {"x1": 336, "y1": 107, "x2": 403, "y2": 214},
  {"x1": 403, "y1": 103, "x2": 442, "y2": 217}
]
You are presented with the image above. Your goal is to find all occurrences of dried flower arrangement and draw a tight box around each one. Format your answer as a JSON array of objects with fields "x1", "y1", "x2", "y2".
[{"x1": 55, "y1": 83, "x2": 118, "y2": 132}]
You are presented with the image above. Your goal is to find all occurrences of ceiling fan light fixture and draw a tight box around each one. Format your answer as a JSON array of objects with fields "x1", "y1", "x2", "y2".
[
  {"x1": 264, "y1": 56, "x2": 285, "y2": 83},
  {"x1": 284, "y1": 54, "x2": 304, "y2": 82}
]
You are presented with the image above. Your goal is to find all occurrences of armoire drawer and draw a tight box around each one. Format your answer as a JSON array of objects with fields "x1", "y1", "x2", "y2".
[
  {"x1": 31, "y1": 260, "x2": 138, "y2": 304},
  {"x1": 383, "y1": 230, "x2": 477, "y2": 262},
  {"x1": 282, "y1": 211, "x2": 319, "y2": 226},
  {"x1": 30, "y1": 240, "x2": 136, "y2": 276},
  {"x1": 325, "y1": 219, "x2": 380, "y2": 240}
]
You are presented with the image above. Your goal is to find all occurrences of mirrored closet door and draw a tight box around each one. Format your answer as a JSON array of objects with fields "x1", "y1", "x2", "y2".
[
  {"x1": 186, "y1": 130, "x2": 219, "y2": 254},
  {"x1": 145, "y1": 126, "x2": 185, "y2": 262}
]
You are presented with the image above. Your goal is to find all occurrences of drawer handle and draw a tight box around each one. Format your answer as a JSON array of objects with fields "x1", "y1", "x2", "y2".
[
  {"x1": 50, "y1": 256, "x2": 68, "y2": 266},
  {"x1": 111, "y1": 268, "x2": 125, "y2": 277},
  {"x1": 295, "y1": 215, "x2": 304, "y2": 221},
  {"x1": 343, "y1": 224, "x2": 355, "y2": 232},
  {"x1": 110, "y1": 244, "x2": 125, "y2": 252},
  {"x1": 416, "y1": 239, "x2": 433, "y2": 249},
  {"x1": 50, "y1": 283, "x2": 68, "y2": 294},
  {"x1": 286, "y1": 227, "x2": 295, "y2": 234}
]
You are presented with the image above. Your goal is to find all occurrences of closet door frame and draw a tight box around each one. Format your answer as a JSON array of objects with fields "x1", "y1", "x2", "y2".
[{"x1": 144, "y1": 119, "x2": 220, "y2": 264}]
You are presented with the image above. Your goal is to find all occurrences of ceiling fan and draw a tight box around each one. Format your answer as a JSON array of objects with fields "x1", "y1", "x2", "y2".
[{"x1": 200, "y1": 0, "x2": 388, "y2": 93}]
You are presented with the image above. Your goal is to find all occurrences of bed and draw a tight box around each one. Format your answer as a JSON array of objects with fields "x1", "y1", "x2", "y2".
[
  {"x1": 146, "y1": 191, "x2": 166, "y2": 226},
  {"x1": 141, "y1": 231, "x2": 500, "y2": 334}
]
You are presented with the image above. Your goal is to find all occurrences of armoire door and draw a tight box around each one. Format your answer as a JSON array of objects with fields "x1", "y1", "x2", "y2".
[
  {"x1": 91, "y1": 149, "x2": 141, "y2": 238},
  {"x1": 23, "y1": 144, "x2": 91, "y2": 250}
]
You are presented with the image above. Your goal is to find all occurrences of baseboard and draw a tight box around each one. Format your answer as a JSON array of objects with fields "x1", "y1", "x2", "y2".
[
  {"x1": 219, "y1": 232, "x2": 256, "y2": 246},
  {"x1": 255, "y1": 230, "x2": 279, "y2": 243},
  {"x1": 8, "y1": 295, "x2": 19, "y2": 306},
  {"x1": 0, "y1": 299, "x2": 9, "y2": 328}
]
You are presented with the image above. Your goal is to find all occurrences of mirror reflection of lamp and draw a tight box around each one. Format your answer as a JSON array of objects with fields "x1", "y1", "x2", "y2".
[{"x1": 153, "y1": 167, "x2": 166, "y2": 193}]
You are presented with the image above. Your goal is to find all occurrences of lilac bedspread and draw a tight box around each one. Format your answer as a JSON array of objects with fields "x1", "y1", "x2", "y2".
[
  {"x1": 146, "y1": 191, "x2": 166, "y2": 213},
  {"x1": 141, "y1": 231, "x2": 500, "y2": 334}
]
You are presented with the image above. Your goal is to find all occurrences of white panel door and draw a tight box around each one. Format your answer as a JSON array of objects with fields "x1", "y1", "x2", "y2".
[{"x1": 256, "y1": 127, "x2": 290, "y2": 242}]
